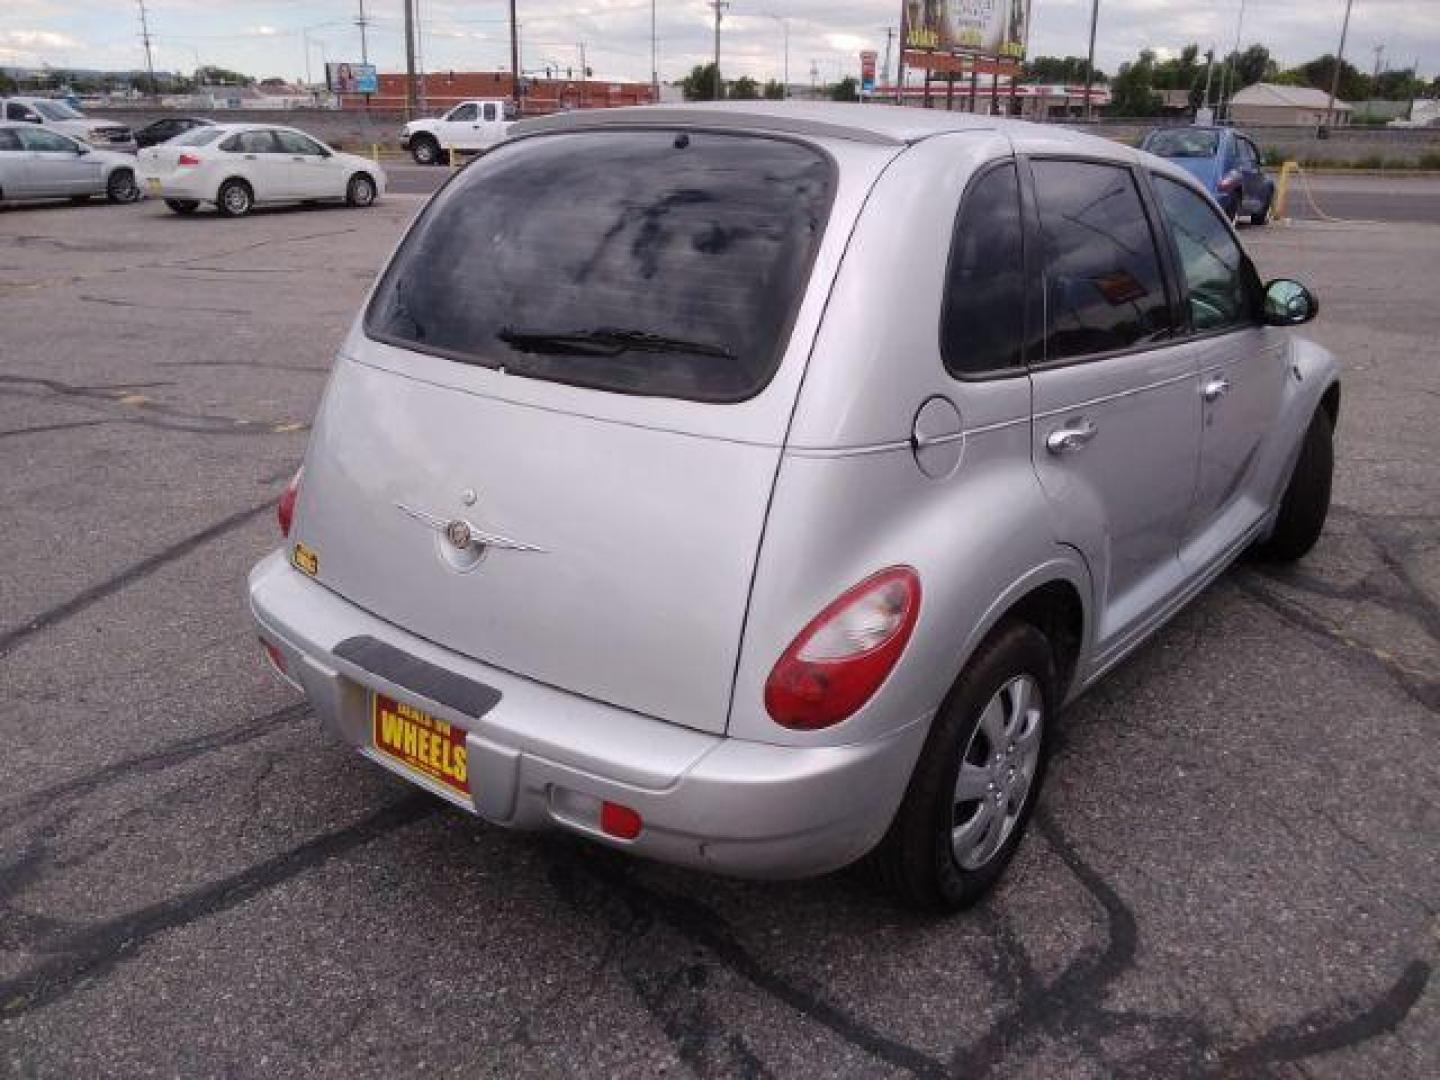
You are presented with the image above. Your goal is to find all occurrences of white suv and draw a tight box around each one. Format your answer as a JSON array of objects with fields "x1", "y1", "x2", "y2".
[{"x1": 1, "y1": 97, "x2": 137, "y2": 154}]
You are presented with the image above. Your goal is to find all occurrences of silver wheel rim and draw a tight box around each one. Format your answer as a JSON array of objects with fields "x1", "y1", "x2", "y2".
[
  {"x1": 112, "y1": 173, "x2": 137, "y2": 202},
  {"x1": 416, "y1": 142, "x2": 434, "y2": 163},
  {"x1": 951, "y1": 673, "x2": 1043, "y2": 871},
  {"x1": 352, "y1": 177, "x2": 374, "y2": 205},
  {"x1": 223, "y1": 185, "x2": 249, "y2": 213}
]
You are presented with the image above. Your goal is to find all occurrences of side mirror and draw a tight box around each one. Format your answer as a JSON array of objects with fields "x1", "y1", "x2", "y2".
[
  {"x1": 75, "y1": 144, "x2": 90, "y2": 155},
  {"x1": 1262, "y1": 279, "x2": 1318, "y2": 326}
]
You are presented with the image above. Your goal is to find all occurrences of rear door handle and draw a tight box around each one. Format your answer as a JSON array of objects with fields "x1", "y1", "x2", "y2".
[
  {"x1": 1045, "y1": 419, "x2": 1098, "y2": 455},
  {"x1": 243, "y1": 154, "x2": 257, "y2": 160},
  {"x1": 1201, "y1": 377, "x2": 1232, "y2": 402}
]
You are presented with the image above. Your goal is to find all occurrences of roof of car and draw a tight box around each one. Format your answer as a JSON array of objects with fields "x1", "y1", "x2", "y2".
[{"x1": 513, "y1": 101, "x2": 1133, "y2": 159}]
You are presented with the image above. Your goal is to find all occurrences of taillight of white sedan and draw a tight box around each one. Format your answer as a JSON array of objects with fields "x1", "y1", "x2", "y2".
[{"x1": 137, "y1": 122, "x2": 386, "y2": 217}]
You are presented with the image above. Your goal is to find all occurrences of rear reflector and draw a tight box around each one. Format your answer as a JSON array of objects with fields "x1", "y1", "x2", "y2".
[
  {"x1": 765, "y1": 566, "x2": 921, "y2": 730},
  {"x1": 600, "y1": 801, "x2": 643, "y2": 840},
  {"x1": 260, "y1": 638, "x2": 287, "y2": 674},
  {"x1": 277, "y1": 466, "x2": 303, "y2": 538}
]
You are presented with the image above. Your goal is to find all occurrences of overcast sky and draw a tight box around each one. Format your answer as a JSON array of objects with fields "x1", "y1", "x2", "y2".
[{"x1": 3, "y1": 1, "x2": 1436, "y2": 87}]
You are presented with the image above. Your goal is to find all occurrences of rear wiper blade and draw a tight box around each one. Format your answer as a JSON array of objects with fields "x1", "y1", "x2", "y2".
[{"x1": 497, "y1": 326, "x2": 735, "y2": 361}]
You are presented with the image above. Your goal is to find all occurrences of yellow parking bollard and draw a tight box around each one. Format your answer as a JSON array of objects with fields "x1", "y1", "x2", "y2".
[
  {"x1": 371, "y1": 143, "x2": 380, "y2": 163},
  {"x1": 448, "y1": 147, "x2": 458, "y2": 168},
  {"x1": 1272, "y1": 160, "x2": 1298, "y2": 221}
]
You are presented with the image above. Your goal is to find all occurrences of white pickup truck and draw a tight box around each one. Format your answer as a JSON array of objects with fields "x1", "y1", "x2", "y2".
[{"x1": 400, "y1": 99, "x2": 512, "y2": 164}]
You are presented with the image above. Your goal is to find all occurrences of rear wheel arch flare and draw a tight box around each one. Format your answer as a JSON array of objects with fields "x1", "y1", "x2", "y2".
[
  {"x1": 966, "y1": 578, "x2": 1086, "y2": 703},
  {"x1": 1320, "y1": 381, "x2": 1340, "y2": 429}
]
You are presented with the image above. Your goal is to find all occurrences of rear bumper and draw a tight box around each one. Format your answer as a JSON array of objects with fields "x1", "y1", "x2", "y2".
[
  {"x1": 142, "y1": 172, "x2": 210, "y2": 201},
  {"x1": 248, "y1": 550, "x2": 929, "y2": 879}
]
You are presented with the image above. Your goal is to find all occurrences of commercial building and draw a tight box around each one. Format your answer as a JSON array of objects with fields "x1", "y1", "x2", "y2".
[{"x1": 1229, "y1": 83, "x2": 1352, "y2": 127}]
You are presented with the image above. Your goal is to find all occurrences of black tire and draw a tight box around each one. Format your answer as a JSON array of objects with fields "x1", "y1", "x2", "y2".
[
  {"x1": 346, "y1": 172, "x2": 377, "y2": 208},
  {"x1": 105, "y1": 169, "x2": 140, "y2": 204},
  {"x1": 164, "y1": 199, "x2": 199, "y2": 215},
  {"x1": 1253, "y1": 408, "x2": 1334, "y2": 562},
  {"x1": 410, "y1": 136, "x2": 440, "y2": 165},
  {"x1": 865, "y1": 621, "x2": 1057, "y2": 912},
  {"x1": 216, "y1": 178, "x2": 253, "y2": 218},
  {"x1": 1251, "y1": 192, "x2": 1273, "y2": 227},
  {"x1": 70, "y1": 195, "x2": 92, "y2": 205}
]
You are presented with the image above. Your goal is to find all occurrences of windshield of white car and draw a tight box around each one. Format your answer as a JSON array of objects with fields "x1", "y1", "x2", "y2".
[
  {"x1": 175, "y1": 128, "x2": 222, "y2": 146},
  {"x1": 366, "y1": 129, "x2": 836, "y2": 403},
  {"x1": 32, "y1": 100, "x2": 83, "y2": 121}
]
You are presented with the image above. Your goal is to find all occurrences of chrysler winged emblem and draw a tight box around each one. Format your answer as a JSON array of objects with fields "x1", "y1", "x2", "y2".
[{"x1": 396, "y1": 502, "x2": 547, "y2": 555}]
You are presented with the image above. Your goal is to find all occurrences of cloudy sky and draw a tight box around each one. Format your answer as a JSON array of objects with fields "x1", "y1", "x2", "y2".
[{"x1": 2, "y1": 1, "x2": 1436, "y2": 86}]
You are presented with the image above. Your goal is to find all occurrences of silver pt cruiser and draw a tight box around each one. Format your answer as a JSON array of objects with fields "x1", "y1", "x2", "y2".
[{"x1": 250, "y1": 103, "x2": 1338, "y2": 910}]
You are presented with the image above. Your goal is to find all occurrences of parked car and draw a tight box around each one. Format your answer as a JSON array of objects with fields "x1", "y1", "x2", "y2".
[
  {"x1": 133, "y1": 116, "x2": 214, "y2": 149},
  {"x1": 400, "y1": 98, "x2": 511, "y2": 164},
  {"x1": 0, "y1": 95, "x2": 137, "y2": 154},
  {"x1": 1139, "y1": 125, "x2": 1275, "y2": 225},
  {"x1": 250, "y1": 103, "x2": 1338, "y2": 911},
  {"x1": 0, "y1": 121, "x2": 142, "y2": 205},
  {"x1": 137, "y1": 123, "x2": 386, "y2": 217}
]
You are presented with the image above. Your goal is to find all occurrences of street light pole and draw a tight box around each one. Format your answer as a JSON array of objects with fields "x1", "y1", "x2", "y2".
[
  {"x1": 1325, "y1": 0, "x2": 1354, "y2": 130},
  {"x1": 1082, "y1": 0, "x2": 1099, "y2": 121},
  {"x1": 510, "y1": 0, "x2": 521, "y2": 111},
  {"x1": 651, "y1": 0, "x2": 658, "y2": 101},
  {"x1": 709, "y1": 0, "x2": 727, "y2": 100}
]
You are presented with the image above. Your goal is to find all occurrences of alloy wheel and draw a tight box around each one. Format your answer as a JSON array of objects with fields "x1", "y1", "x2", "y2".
[{"x1": 951, "y1": 673, "x2": 1044, "y2": 871}]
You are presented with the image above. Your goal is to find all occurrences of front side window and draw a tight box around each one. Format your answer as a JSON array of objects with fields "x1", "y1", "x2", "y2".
[
  {"x1": 367, "y1": 130, "x2": 835, "y2": 402},
  {"x1": 276, "y1": 130, "x2": 324, "y2": 155},
  {"x1": 941, "y1": 162, "x2": 1026, "y2": 377},
  {"x1": 19, "y1": 128, "x2": 77, "y2": 152},
  {"x1": 6, "y1": 103, "x2": 37, "y2": 121},
  {"x1": 447, "y1": 104, "x2": 478, "y2": 122},
  {"x1": 1154, "y1": 176, "x2": 1255, "y2": 332},
  {"x1": 1032, "y1": 160, "x2": 1173, "y2": 362},
  {"x1": 483, "y1": 103, "x2": 497, "y2": 121}
]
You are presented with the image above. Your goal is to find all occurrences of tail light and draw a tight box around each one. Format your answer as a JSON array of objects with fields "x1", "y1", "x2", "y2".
[
  {"x1": 1218, "y1": 169, "x2": 1242, "y2": 192},
  {"x1": 177, "y1": 152, "x2": 201, "y2": 166},
  {"x1": 764, "y1": 567, "x2": 921, "y2": 730},
  {"x1": 277, "y1": 467, "x2": 303, "y2": 537}
]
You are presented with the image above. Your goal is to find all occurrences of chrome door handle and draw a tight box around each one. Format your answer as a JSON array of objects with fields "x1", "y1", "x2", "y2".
[
  {"x1": 243, "y1": 154, "x2": 257, "y2": 160},
  {"x1": 1045, "y1": 419, "x2": 1098, "y2": 455},
  {"x1": 1201, "y1": 377, "x2": 1232, "y2": 402}
]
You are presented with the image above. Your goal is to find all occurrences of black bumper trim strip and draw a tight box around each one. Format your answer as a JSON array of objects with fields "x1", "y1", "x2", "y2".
[{"x1": 333, "y1": 635, "x2": 502, "y2": 719}]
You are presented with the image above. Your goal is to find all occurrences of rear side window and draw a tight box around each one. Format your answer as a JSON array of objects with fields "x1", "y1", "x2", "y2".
[
  {"x1": 483, "y1": 103, "x2": 497, "y2": 121},
  {"x1": 222, "y1": 130, "x2": 278, "y2": 153},
  {"x1": 1153, "y1": 176, "x2": 1256, "y2": 332},
  {"x1": 1032, "y1": 160, "x2": 1173, "y2": 362},
  {"x1": 366, "y1": 130, "x2": 835, "y2": 402},
  {"x1": 941, "y1": 162, "x2": 1026, "y2": 377},
  {"x1": 0, "y1": 128, "x2": 21, "y2": 151}
]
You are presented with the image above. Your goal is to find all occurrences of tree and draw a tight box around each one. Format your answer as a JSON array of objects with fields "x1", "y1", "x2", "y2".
[
  {"x1": 1110, "y1": 49, "x2": 1162, "y2": 116},
  {"x1": 680, "y1": 62, "x2": 720, "y2": 101},
  {"x1": 730, "y1": 75, "x2": 759, "y2": 100},
  {"x1": 1230, "y1": 44, "x2": 1272, "y2": 88},
  {"x1": 196, "y1": 64, "x2": 254, "y2": 87},
  {"x1": 1371, "y1": 68, "x2": 1422, "y2": 102},
  {"x1": 762, "y1": 78, "x2": 785, "y2": 100},
  {"x1": 829, "y1": 76, "x2": 859, "y2": 102},
  {"x1": 1024, "y1": 55, "x2": 1105, "y2": 85},
  {"x1": 0, "y1": 70, "x2": 16, "y2": 95},
  {"x1": 260, "y1": 76, "x2": 288, "y2": 89},
  {"x1": 1293, "y1": 54, "x2": 1367, "y2": 101}
]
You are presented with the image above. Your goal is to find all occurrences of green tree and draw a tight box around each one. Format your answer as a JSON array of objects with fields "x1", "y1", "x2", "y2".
[
  {"x1": 680, "y1": 62, "x2": 720, "y2": 101},
  {"x1": 1230, "y1": 44, "x2": 1273, "y2": 87},
  {"x1": 829, "y1": 75, "x2": 859, "y2": 102},
  {"x1": 1024, "y1": 55, "x2": 1105, "y2": 84},
  {"x1": 0, "y1": 70, "x2": 17, "y2": 95},
  {"x1": 196, "y1": 64, "x2": 254, "y2": 87},
  {"x1": 730, "y1": 75, "x2": 759, "y2": 100},
  {"x1": 762, "y1": 78, "x2": 785, "y2": 100},
  {"x1": 1371, "y1": 68, "x2": 1422, "y2": 101},
  {"x1": 1110, "y1": 49, "x2": 1162, "y2": 116},
  {"x1": 1295, "y1": 54, "x2": 1367, "y2": 101}
]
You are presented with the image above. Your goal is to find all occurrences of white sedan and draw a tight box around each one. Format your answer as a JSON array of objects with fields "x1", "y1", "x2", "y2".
[{"x1": 137, "y1": 123, "x2": 386, "y2": 217}]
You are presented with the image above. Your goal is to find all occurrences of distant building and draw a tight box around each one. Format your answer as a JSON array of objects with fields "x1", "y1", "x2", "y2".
[
  {"x1": 1229, "y1": 83, "x2": 1352, "y2": 127},
  {"x1": 340, "y1": 71, "x2": 656, "y2": 114}
]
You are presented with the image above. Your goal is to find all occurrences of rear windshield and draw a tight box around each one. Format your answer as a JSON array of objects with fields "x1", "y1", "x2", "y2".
[
  {"x1": 1144, "y1": 129, "x2": 1219, "y2": 158},
  {"x1": 365, "y1": 129, "x2": 835, "y2": 402},
  {"x1": 176, "y1": 128, "x2": 222, "y2": 147}
]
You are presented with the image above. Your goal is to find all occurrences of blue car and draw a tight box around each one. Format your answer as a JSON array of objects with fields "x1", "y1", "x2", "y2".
[{"x1": 1139, "y1": 126, "x2": 1276, "y2": 226}]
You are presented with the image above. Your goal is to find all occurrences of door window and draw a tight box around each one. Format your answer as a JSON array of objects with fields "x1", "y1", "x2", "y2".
[
  {"x1": 1153, "y1": 176, "x2": 1256, "y2": 332},
  {"x1": 224, "y1": 130, "x2": 280, "y2": 153},
  {"x1": 18, "y1": 128, "x2": 77, "y2": 152},
  {"x1": 447, "y1": 104, "x2": 478, "y2": 122},
  {"x1": 1032, "y1": 160, "x2": 1173, "y2": 362},
  {"x1": 483, "y1": 103, "x2": 498, "y2": 121},
  {"x1": 0, "y1": 128, "x2": 22, "y2": 151},
  {"x1": 940, "y1": 162, "x2": 1027, "y2": 377},
  {"x1": 275, "y1": 130, "x2": 325, "y2": 155},
  {"x1": 6, "y1": 103, "x2": 39, "y2": 121},
  {"x1": 1235, "y1": 139, "x2": 1258, "y2": 168}
]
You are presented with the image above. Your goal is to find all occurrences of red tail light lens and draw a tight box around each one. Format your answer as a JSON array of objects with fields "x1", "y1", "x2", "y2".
[
  {"x1": 277, "y1": 466, "x2": 303, "y2": 538},
  {"x1": 1218, "y1": 169, "x2": 1242, "y2": 192},
  {"x1": 600, "y1": 801, "x2": 643, "y2": 840},
  {"x1": 764, "y1": 567, "x2": 921, "y2": 730},
  {"x1": 177, "y1": 152, "x2": 201, "y2": 166}
]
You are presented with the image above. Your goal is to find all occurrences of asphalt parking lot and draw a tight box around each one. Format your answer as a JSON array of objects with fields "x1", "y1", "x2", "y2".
[{"x1": 1, "y1": 194, "x2": 1436, "y2": 1079}]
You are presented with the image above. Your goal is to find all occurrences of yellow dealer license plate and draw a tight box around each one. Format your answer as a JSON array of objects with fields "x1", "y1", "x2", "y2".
[
  {"x1": 371, "y1": 693, "x2": 470, "y2": 801},
  {"x1": 145, "y1": 177, "x2": 162, "y2": 194}
]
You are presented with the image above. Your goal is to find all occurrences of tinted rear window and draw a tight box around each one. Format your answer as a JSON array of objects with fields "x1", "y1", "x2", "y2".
[
  {"x1": 1144, "y1": 129, "x2": 1219, "y2": 158},
  {"x1": 365, "y1": 130, "x2": 835, "y2": 402}
]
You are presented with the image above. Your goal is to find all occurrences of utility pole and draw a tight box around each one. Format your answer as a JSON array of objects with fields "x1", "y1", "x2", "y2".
[
  {"x1": 403, "y1": 0, "x2": 418, "y2": 115},
  {"x1": 1371, "y1": 43, "x2": 1384, "y2": 94},
  {"x1": 709, "y1": 0, "x2": 727, "y2": 100},
  {"x1": 881, "y1": 27, "x2": 895, "y2": 98},
  {"x1": 1201, "y1": 47, "x2": 1215, "y2": 109},
  {"x1": 1220, "y1": 0, "x2": 1246, "y2": 121},
  {"x1": 578, "y1": 42, "x2": 588, "y2": 106},
  {"x1": 356, "y1": 0, "x2": 370, "y2": 64},
  {"x1": 136, "y1": 0, "x2": 158, "y2": 100},
  {"x1": 650, "y1": 0, "x2": 658, "y2": 102},
  {"x1": 1324, "y1": 0, "x2": 1354, "y2": 130},
  {"x1": 510, "y1": 0, "x2": 521, "y2": 111},
  {"x1": 1082, "y1": 0, "x2": 1099, "y2": 121}
]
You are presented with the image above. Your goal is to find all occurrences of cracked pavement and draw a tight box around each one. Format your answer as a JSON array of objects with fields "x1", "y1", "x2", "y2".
[{"x1": 0, "y1": 198, "x2": 1436, "y2": 1078}]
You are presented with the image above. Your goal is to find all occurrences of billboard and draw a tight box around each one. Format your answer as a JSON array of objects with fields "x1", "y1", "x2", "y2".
[
  {"x1": 903, "y1": 0, "x2": 1031, "y2": 60},
  {"x1": 860, "y1": 50, "x2": 878, "y2": 93},
  {"x1": 326, "y1": 62, "x2": 378, "y2": 94}
]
